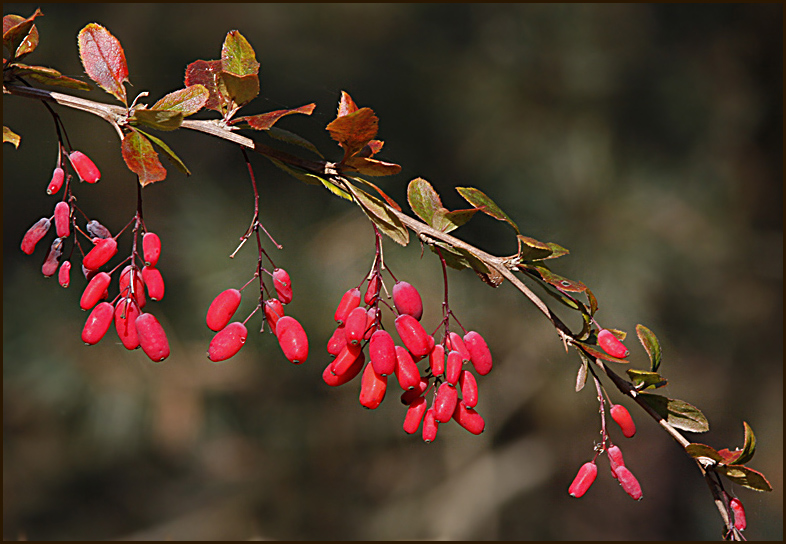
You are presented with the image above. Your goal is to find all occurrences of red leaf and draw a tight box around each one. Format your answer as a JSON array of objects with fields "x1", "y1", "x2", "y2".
[
  {"x1": 78, "y1": 23, "x2": 129, "y2": 104},
  {"x1": 337, "y1": 90, "x2": 359, "y2": 117},
  {"x1": 343, "y1": 156, "x2": 402, "y2": 177},
  {"x1": 232, "y1": 103, "x2": 316, "y2": 130},
  {"x1": 121, "y1": 129, "x2": 167, "y2": 186},
  {"x1": 184, "y1": 59, "x2": 224, "y2": 113},
  {"x1": 326, "y1": 107, "x2": 378, "y2": 160}
]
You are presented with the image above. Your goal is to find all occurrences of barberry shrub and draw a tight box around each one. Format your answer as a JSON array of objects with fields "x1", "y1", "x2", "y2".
[{"x1": 3, "y1": 8, "x2": 776, "y2": 541}]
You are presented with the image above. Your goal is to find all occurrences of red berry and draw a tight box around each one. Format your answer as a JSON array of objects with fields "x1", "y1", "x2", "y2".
[
  {"x1": 135, "y1": 312, "x2": 170, "y2": 362},
  {"x1": 334, "y1": 287, "x2": 361, "y2": 324},
  {"x1": 54, "y1": 201, "x2": 70, "y2": 238},
  {"x1": 359, "y1": 361, "x2": 387, "y2": 409},
  {"x1": 394, "y1": 314, "x2": 433, "y2": 358},
  {"x1": 364, "y1": 307, "x2": 378, "y2": 340},
  {"x1": 47, "y1": 167, "x2": 65, "y2": 194},
  {"x1": 447, "y1": 332, "x2": 471, "y2": 363},
  {"x1": 86, "y1": 220, "x2": 111, "y2": 239},
  {"x1": 607, "y1": 444, "x2": 626, "y2": 477},
  {"x1": 433, "y1": 382, "x2": 458, "y2": 423},
  {"x1": 276, "y1": 315, "x2": 308, "y2": 363},
  {"x1": 21, "y1": 217, "x2": 51, "y2": 254},
  {"x1": 403, "y1": 396, "x2": 427, "y2": 434},
  {"x1": 326, "y1": 324, "x2": 347, "y2": 356},
  {"x1": 730, "y1": 497, "x2": 746, "y2": 531},
  {"x1": 598, "y1": 329, "x2": 629, "y2": 358},
  {"x1": 81, "y1": 302, "x2": 114, "y2": 345},
  {"x1": 613, "y1": 465, "x2": 642, "y2": 500},
  {"x1": 445, "y1": 350, "x2": 462, "y2": 385},
  {"x1": 272, "y1": 268, "x2": 292, "y2": 304},
  {"x1": 41, "y1": 237, "x2": 64, "y2": 277},
  {"x1": 394, "y1": 345, "x2": 421, "y2": 390},
  {"x1": 429, "y1": 343, "x2": 445, "y2": 376},
  {"x1": 142, "y1": 232, "x2": 161, "y2": 267},
  {"x1": 68, "y1": 150, "x2": 100, "y2": 183},
  {"x1": 568, "y1": 462, "x2": 598, "y2": 498},
  {"x1": 206, "y1": 288, "x2": 242, "y2": 331},
  {"x1": 369, "y1": 330, "x2": 396, "y2": 376},
  {"x1": 80, "y1": 272, "x2": 111, "y2": 310},
  {"x1": 264, "y1": 298, "x2": 285, "y2": 335},
  {"x1": 393, "y1": 281, "x2": 423, "y2": 321},
  {"x1": 119, "y1": 265, "x2": 146, "y2": 309},
  {"x1": 58, "y1": 261, "x2": 71, "y2": 288},
  {"x1": 610, "y1": 404, "x2": 636, "y2": 438},
  {"x1": 464, "y1": 331, "x2": 493, "y2": 375},
  {"x1": 208, "y1": 321, "x2": 248, "y2": 362},
  {"x1": 459, "y1": 369, "x2": 479, "y2": 408},
  {"x1": 114, "y1": 298, "x2": 141, "y2": 350},
  {"x1": 82, "y1": 237, "x2": 117, "y2": 270},
  {"x1": 323, "y1": 350, "x2": 365, "y2": 386},
  {"x1": 400, "y1": 376, "x2": 429, "y2": 405},
  {"x1": 452, "y1": 401, "x2": 486, "y2": 435},
  {"x1": 331, "y1": 343, "x2": 363, "y2": 376},
  {"x1": 422, "y1": 408, "x2": 438, "y2": 443},
  {"x1": 364, "y1": 275, "x2": 380, "y2": 305},
  {"x1": 344, "y1": 306, "x2": 368, "y2": 346},
  {"x1": 141, "y1": 266, "x2": 165, "y2": 301}
]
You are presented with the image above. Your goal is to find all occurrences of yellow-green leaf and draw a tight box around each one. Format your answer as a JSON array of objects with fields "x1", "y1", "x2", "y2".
[
  {"x1": 130, "y1": 109, "x2": 184, "y2": 131},
  {"x1": 152, "y1": 85, "x2": 209, "y2": 116},
  {"x1": 4, "y1": 126, "x2": 21, "y2": 148}
]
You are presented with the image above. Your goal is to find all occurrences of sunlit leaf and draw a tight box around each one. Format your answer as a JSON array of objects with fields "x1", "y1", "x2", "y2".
[
  {"x1": 184, "y1": 59, "x2": 224, "y2": 113},
  {"x1": 221, "y1": 30, "x2": 259, "y2": 77},
  {"x1": 14, "y1": 23, "x2": 37, "y2": 58},
  {"x1": 544, "y1": 242, "x2": 570, "y2": 259},
  {"x1": 121, "y1": 129, "x2": 167, "y2": 186},
  {"x1": 152, "y1": 85, "x2": 209, "y2": 116},
  {"x1": 232, "y1": 103, "x2": 316, "y2": 130},
  {"x1": 639, "y1": 393, "x2": 709, "y2": 433},
  {"x1": 337, "y1": 90, "x2": 359, "y2": 117},
  {"x1": 78, "y1": 23, "x2": 129, "y2": 104},
  {"x1": 407, "y1": 177, "x2": 443, "y2": 227},
  {"x1": 3, "y1": 9, "x2": 42, "y2": 59},
  {"x1": 265, "y1": 127, "x2": 323, "y2": 157},
  {"x1": 636, "y1": 324, "x2": 662, "y2": 373},
  {"x1": 718, "y1": 465, "x2": 772, "y2": 492},
  {"x1": 626, "y1": 369, "x2": 668, "y2": 390},
  {"x1": 130, "y1": 109, "x2": 184, "y2": 131},
  {"x1": 327, "y1": 107, "x2": 378, "y2": 160},
  {"x1": 436, "y1": 208, "x2": 478, "y2": 233},
  {"x1": 13, "y1": 63, "x2": 91, "y2": 90},
  {"x1": 345, "y1": 184, "x2": 409, "y2": 246},
  {"x1": 268, "y1": 157, "x2": 329, "y2": 188},
  {"x1": 4, "y1": 126, "x2": 21, "y2": 148},
  {"x1": 342, "y1": 156, "x2": 402, "y2": 177},
  {"x1": 136, "y1": 129, "x2": 190, "y2": 176},
  {"x1": 222, "y1": 72, "x2": 259, "y2": 109},
  {"x1": 686, "y1": 443, "x2": 724, "y2": 463},
  {"x1": 516, "y1": 235, "x2": 553, "y2": 261},
  {"x1": 456, "y1": 186, "x2": 520, "y2": 233}
]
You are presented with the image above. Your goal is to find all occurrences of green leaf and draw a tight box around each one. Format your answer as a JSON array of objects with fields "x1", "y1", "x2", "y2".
[
  {"x1": 130, "y1": 109, "x2": 184, "y2": 131},
  {"x1": 13, "y1": 63, "x2": 91, "y2": 91},
  {"x1": 121, "y1": 129, "x2": 167, "y2": 186},
  {"x1": 232, "y1": 104, "x2": 316, "y2": 130},
  {"x1": 78, "y1": 23, "x2": 129, "y2": 105},
  {"x1": 345, "y1": 184, "x2": 409, "y2": 246},
  {"x1": 718, "y1": 465, "x2": 773, "y2": 492},
  {"x1": 267, "y1": 157, "x2": 335, "y2": 190},
  {"x1": 436, "y1": 208, "x2": 478, "y2": 233},
  {"x1": 347, "y1": 176, "x2": 402, "y2": 211},
  {"x1": 431, "y1": 243, "x2": 471, "y2": 271},
  {"x1": 516, "y1": 235, "x2": 554, "y2": 261},
  {"x1": 407, "y1": 177, "x2": 442, "y2": 226},
  {"x1": 636, "y1": 324, "x2": 662, "y2": 373},
  {"x1": 686, "y1": 443, "x2": 724, "y2": 464},
  {"x1": 265, "y1": 127, "x2": 323, "y2": 158},
  {"x1": 221, "y1": 30, "x2": 259, "y2": 77},
  {"x1": 626, "y1": 369, "x2": 668, "y2": 390},
  {"x1": 4, "y1": 126, "x2": 21, "y2": 148},
  {"x1": 151, "y1": 85, "x2": 209, "y2": 116},
  {"x1": 456, "y1": 186, "x2": 519, "y2": 234},
  {"x1": 136, "y1": 129, "x2": 191, "y2": 176},
  {"x1": 639, "y1": 393, "x2": 709, "y2": 433}
]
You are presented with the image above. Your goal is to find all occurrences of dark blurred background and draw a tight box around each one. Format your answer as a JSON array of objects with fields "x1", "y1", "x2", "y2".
[{"x1": 3, "y1": 3, "x2": 782, "y2": 540}]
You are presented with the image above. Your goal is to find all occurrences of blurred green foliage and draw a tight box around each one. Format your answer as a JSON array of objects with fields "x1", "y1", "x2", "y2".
[{"x1": 3, "y1": 3, "x2": 782, "y2": 540}]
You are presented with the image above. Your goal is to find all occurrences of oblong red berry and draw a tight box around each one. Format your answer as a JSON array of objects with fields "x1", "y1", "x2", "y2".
[
  {"x1": 21, "y1": 217, "x2": 51, "y2": 255},
  {"x1": 327, "y1": 324, "x2": 347, "y2": 356},
  {"x1": 433, "y1": 382, "x2": 458, "y2": 423},
  {"x1": 464, "y1": 331, "x2": 493, "y2": 375},
  {"x1": 400, "y1": 376, "x2": 429, "y2": 405},
  {"x1": 276, "y1": 315, "x2": 308, "y2": 364},
  {"x1": 264, "y1": 298, "x2": 285, "y2": 335},
  {"x1": 81, "y1": 302, "x2": 114, "y2": 345},
  {"x1": 568, "y1": 462, "x2": 598, "y2": 498},
  {"x1": 394, "y1": 345, "x2": 421, "y2": 390},
  {"x1": 459, "y1": 369, "x2": 479, "y2": 408},
  {"x1": 344, "y1": 306, "x2": 368, "y2": 346},
  {"x1": 80, "y1": 271, "x2": 111, "y2": 310},
  {"x1": 598, "y1": 329, "x2": 629, "y2": 358},
  {"x1": 68, "y1": 150, "x2": 100, "y2": 183},
  {"x1": 452, "y1": 401, "x2": 486, "y2": 435},
  {"x1": 607, "y1": 444, "x2": 626, "y2": 477},
  {"x1": 334, "y1": 287, "x2": 361, "y2": 324},
  {"x1": 47, "y1": 167, "x2": 65, "y2": 195},
  {"x1": 613, "y1": 465, "x2": 642, "y2": 500},
  {"x1": 142, "y1": 266, "x2": 165, "y2": 301},
  {"x1": 393, "y1": 281, "x2": 423, "y2": 321},
  {"x1": 610, "y1": 404, "x2": 636, "y2": 438},
  {"x1": 395, "y1": 314, "x2": 433, "y2": 358},
  {"x1": 447, "y1": 332, "x2": 471, "y2": 363},
  {"x1": 208, "y1": 322, "x2": 248, "y2": 362},
  {"x1": 119, "y1": 265, "x2": 146, "y2": 309},
  {"x1": 142, "y1": 232, "x2": 161, "y2": 267},
  {"x1": 369, "y1": 330, "x2": 396, "y2": 376},
  {"x1": 135, "y1": 312, "x2": 170, "y2": 362},
  {"x1": 422, "y1": 408, "x2": 438, "y2": 443},
  {"x1": 730, "y1": 497, "x2": 746, "y2": 531},
  {"x1": 82, "y1": 237, "x2": 117, "y2": 270},
  {"x1": 445, "y1": 350, "x2": 462, "y2": 385},
  {"x1": 323, "y1": 350, "x2": 365, "y2": 386},
  {"x1": 429, "y1": 343, "x2": 445, "y2": 376},
  {"x1": 114, "y1": 298, "x2": 141, "y2": 350},
  {"x1": 364, "y1": 307, "x2": 378, "y2": 340},
  {"x1": 359, "y1": 361, "x2": 387, "y2": 409},
  {"x1": 58, "y1": 261, "x2": 71, "y2": 288},
  {"x1": 403, "y1": 396, "x2": 428, "y2": 434},
  {"x1": 206, "y1": 288, "x2": 242, "y2": 331},
  {"x1": 364, "y1": 275, "x2": 380, "y2": 305},
  {"x1": 54, "y1": 201, "x2": 70, "y2": 238},
  {"x1": 272, "y1": 268, "x2": 292, "y2": 304},
  {"x1": 331, "y1": 343, "x2": 363, "y2": 376},
  {"x1": 41, "y1": 237, "x2": 64, "y2": 277}
]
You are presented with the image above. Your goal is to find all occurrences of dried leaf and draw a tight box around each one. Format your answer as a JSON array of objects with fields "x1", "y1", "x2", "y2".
[
  {"x1": 131, "y1": 109, "x2": 184, "y2": 131},
  {"x1": 78, "y1": 23, "x2": 129, "y2": 104},
  {"x1": 4, "y1": 126, "x2": 21, "y2": 148},
  {"x1": 232, "y1": 103, "x2": 316, "y2": 130},
  {"x1": 456, "y1": 186, "x2": 520, "y2": 234},
  {"x1": 327, "y1": 107, "x2": 378, "y2": 160},
  {"x1": 184, "y1": 59, "x2": 224, "y2": 113},
  {"x1": 636, "y1": 324, "x2": 662, "y2": 373},
  {"x1": 121, "y1": 129, "x2": 167, "y2": 186},
  {"x1": 639, "y1": 393, "x2": 709, "y2": 433},
  {"x1": 152, "y1": 85, "x2": 209, "y2": 116}
]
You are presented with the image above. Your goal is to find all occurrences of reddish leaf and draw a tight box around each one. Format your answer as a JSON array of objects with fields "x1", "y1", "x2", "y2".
[
  {"x1": 232, "y1": 103, "x2": 316, "y2": 130},
  {"x1": 78, "y1": 23, "x2": 129, "y2": 104},
  {"x1": 327, "y1": 107, "x2": 379, "y2": 160},
  {"x1": 13, "y1": 23, "x2": 38, "y2": 58},
  {"x1": 3, "y1": 9, "x2": 43, "y2": 58},
  {"x1": 13, "y1": 63, "x2": 91, "y2": 91},
  {"x1": 184, "y1": 59, "x2": 224, "y2": 113},
  {"x1": 337, "y1": 90, "x2": 359, "y2": 117},
  {"x1": 343, "y1": 156, "x2": 402, "y2": 177},
  {"x1": 152, "y1": 85, "x2": 209, "y2": 116},
  {"x1": 121, "y1": 129, "x2": 167, "y2": 186}
]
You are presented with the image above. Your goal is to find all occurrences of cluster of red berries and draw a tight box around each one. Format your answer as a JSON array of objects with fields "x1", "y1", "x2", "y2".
[
  {"x1": 21, "y1": 149, "x2": 171, "y2": 362},
  {"x1": 322, "y1": 273, "x2": 491, "y2": 442},
  {"x1": 205, "y1": 267, "x2": 309, "y2": 364}
]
